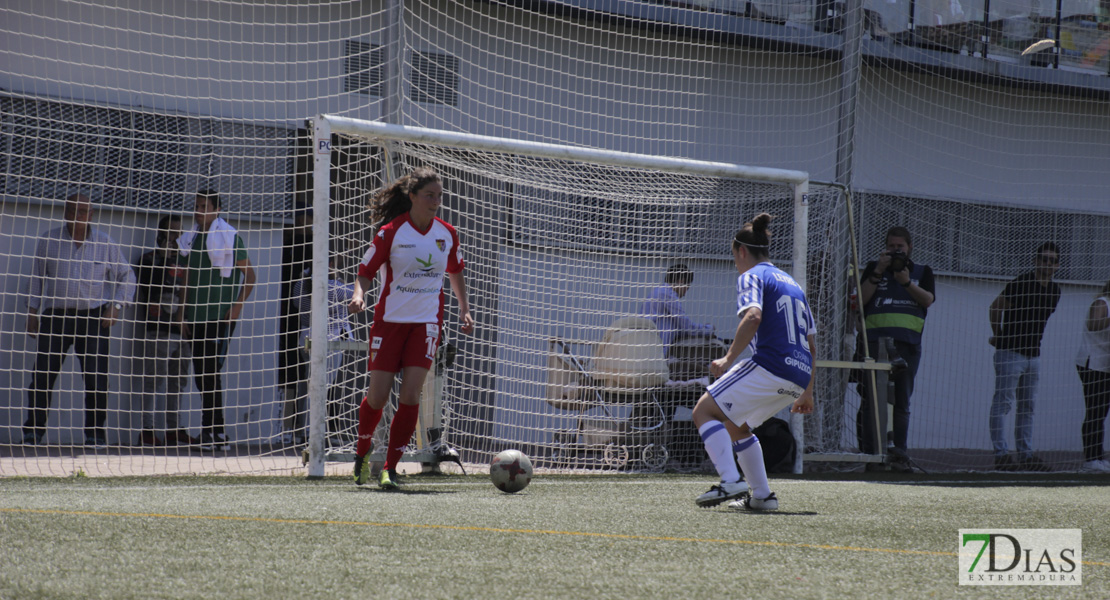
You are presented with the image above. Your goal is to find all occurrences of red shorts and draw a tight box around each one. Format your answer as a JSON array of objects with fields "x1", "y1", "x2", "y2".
[{"x1": 368, "y1": 321, "x2": 440, "y2": 372}]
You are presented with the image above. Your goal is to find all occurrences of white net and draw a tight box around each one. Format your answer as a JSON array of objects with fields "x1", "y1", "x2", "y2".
[
  {"x1": 0, "y1": 0, "x2": 1107, "y2": 476},
  {"x1": 319, "y1": 120, "x2": 841, "y2": 475}
]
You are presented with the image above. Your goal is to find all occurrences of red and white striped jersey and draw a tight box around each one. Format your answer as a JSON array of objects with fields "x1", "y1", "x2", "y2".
[{"x1": 357, "y1": 213, "x2": 464, "y2": 325}]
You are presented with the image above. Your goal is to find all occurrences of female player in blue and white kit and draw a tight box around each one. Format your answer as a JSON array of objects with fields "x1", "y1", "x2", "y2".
[
  {"x1": 348, "y1": 168, "x2": 474, "y2": 489},
  {"x1": 693, "y1": 213, "x2": 816, "y2": 511}
]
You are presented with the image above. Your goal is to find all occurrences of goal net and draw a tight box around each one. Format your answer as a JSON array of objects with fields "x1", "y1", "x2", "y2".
[
  {"x1": 3, "y1": 0, "x2": 1106, "y2": 478},
  {"x1": 309, "y1": 116, "x2": 852, "y2": 477}
]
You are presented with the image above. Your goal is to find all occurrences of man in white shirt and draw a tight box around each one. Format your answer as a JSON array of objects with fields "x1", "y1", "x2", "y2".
[{"x1": 23, "y1": 194, "x2": 136, "y2": 447}]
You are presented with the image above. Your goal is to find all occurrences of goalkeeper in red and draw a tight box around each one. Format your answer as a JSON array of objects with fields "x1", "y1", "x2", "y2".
[
  {"x1": 692, "y1": 213, "x2": 816, "y2": 511},
  {"x1": 348, "y1": 168, "x2": 474, "y2": 489}
]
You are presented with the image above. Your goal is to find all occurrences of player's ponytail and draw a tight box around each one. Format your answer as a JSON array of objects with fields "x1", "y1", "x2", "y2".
[
  {"x1": 370, "y1": 167, "x2": 441, "y2": 227},
  {"x1": 733, "y1": 212, "x2": 773, "y2": 259}
]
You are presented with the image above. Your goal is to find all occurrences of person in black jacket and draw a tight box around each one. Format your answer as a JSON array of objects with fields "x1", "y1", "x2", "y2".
[
  {"x1": 134, "y1": 214, "x2": 195, "y2": 446},
  {"x1": 279, "y1": 207, "x2": 312, "y2": 445},
  {"x1": 988, "y1": 242, "x2": 1061, "y2": 472}
]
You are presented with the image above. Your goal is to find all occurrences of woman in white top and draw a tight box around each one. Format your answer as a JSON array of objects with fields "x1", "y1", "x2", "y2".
[{"x1": 1076, "y1": 280, "x2": 1110, "y2": 473}]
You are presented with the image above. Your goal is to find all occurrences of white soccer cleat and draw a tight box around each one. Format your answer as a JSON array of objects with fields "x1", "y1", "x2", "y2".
[
  {"x1": 695, "y1": 481, "x2": 748, "y2": 508},
  {"x1": 729, "y1": 491, "x2": 779, "y2": 511}
]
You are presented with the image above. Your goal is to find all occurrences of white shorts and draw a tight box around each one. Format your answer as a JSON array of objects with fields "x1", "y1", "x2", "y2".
[{"x1": 706, "y1": 359, "x2": 804, "y2": 429}]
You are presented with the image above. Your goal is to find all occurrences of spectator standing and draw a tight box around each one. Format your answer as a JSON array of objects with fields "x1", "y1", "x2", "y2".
[
  {"x1": 22, "y1": 194, "x2": 136, "y2": 447},
  {"x1": 988, "y1": 242, "x2": 1061, "y2": 471},
  {"x1": 1075, "y1": 280, "x2": 1110, "y2": 473},
  {"x1": 292, "y1": 255, "x2": 358, "y2": 447},
  {"x1": 279, "y1": 207, "x2": 312, "y2": 445},
  {"x1": 855, "y1": 226, "x2": 935, "y2": 472},
  {"x1": 178, "y1": 190, "x2": 256, "y2": 451},
  {"x1": 134, "y1": 214, "x2": 195, "y2": 446}
]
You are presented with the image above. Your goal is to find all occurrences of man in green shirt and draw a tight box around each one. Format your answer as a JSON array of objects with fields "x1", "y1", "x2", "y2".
[{"x1": 179, "y1": 190, "x2": 256, "y2": 451}]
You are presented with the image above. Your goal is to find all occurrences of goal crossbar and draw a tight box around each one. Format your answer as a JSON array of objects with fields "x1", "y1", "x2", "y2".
[{"x1": 319, "y1": 115, "x2": 809, "y2": 185}]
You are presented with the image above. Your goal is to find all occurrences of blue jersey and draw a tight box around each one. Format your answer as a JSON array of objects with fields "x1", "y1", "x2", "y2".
[{"x1": 736, "y1": 262, "x2": 816, "y2": 388}]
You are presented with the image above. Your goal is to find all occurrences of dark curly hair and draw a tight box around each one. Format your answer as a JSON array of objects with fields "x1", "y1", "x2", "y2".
[{"x1": 369, "y1": 167, "x2": 441, "y2": 227}]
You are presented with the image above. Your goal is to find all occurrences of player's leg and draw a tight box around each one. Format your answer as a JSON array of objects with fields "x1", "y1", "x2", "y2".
[
  {"x1": 719, "y1": 365, "x2": 801, "y2": 511},
  {"x1": 354, "y1": 321, "x2": 404, "y2": 484},
  {"x1": 353, "y1": 369, "x2": 393, "y2": 485},
  {"x1": 730, "y1": 430, "x2": 779, "y2": 510},
  {"x1": 379, "y1": 366, "x2": 430, "y2": 489},
  {"x1": 380, "y1": 324, "x2": 438, "y2": 488},
  {"x1": 692, "y1": 389, "x2": 746, "y2": 507}
]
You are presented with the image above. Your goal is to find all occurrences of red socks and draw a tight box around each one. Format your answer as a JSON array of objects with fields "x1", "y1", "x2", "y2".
[
  {"x1": 355, "y1": 398, "x2": 421, "y2": 472},
  {"x1": 385, "y1": 402, "x2": 420, "y2": 471},
  {"x1": 355, "y1": 397, "x2": 383, "y2": 457}
]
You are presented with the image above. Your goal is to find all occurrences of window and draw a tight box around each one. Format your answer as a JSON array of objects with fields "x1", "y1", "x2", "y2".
[
  {"x1": 343, "y1": 40, "x2": 385, "y2": 97},
  {"x1": 411, "y1": 50, "x2": 460, "y2": 106},
  {"x1": 856, "y1": 192, "x2": 1110, "y2": 282},
  {"x1": 0, "y1": 94, "x2": 294, "y2": 214}
]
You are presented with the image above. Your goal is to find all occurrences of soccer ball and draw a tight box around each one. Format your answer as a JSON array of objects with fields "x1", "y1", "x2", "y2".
[{"x1": 489, "y1": 449, "x2": 533, "y2": 493}]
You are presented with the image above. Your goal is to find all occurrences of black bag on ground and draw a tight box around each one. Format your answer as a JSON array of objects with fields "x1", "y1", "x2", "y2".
[{"x1": 752, "y1": 417, "x2": 796, "y2": 473}]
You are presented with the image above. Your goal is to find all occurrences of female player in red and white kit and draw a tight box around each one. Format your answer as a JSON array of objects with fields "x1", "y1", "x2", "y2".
[{"x1": 348, "y1": 168, "x2": 474, "y2": 489}]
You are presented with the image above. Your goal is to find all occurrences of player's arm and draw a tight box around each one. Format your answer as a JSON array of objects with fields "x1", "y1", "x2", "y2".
[
  {"x1": 710, "y1": 307, "x2": 761, "y2": 378},
  {"x1": 791, "y1": 333, "x2": 817, "y2": 415},
  {"x1": 349, "y1": 235, "x2": 386, "y2": 314},
  {"x1": 226, "y1": 256, "x2": 256, "y2": 323},
  {"x1": 349, "y1": 274, "x2": 373, "y2": 314},
  {"x1": 447, "y1": 271, "x2": 474, "y2": 335}
]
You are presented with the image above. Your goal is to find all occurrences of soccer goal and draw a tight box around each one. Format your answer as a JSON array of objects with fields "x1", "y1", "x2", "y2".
[{"x1": 305, "y1": 115, "x2": 858, "y2": 478}]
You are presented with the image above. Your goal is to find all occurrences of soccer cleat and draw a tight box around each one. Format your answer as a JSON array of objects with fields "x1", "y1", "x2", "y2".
[
  {"x1": 378, "y1": 468, "x2": 400, "y2": 490},
  {"x1": 1081, "y1": 459, "x2": 1110, "y2": 473},
  {"x1": 21, "y1": 431, "x2": 42, "y2": 446},
  {"x1": 729, "y1": 492, "x2": 779, "y2": 511},
  {"x1": 138, "y1": 430, "x2": 161, "y2": 447},
  {"x1": 84, "y1": 434, "x2": 108, "y2": 449},
  {"x1": 695, "y1": 480, "x2": 748, "y2": 508},
  {"x1": 353, "y1": 454, "x2": 370, "y2": 486}
]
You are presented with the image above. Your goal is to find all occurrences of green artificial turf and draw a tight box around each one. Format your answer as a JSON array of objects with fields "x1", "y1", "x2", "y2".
[{"x1": 1, "y1": 474, "x2": 1105, "y2": 599}]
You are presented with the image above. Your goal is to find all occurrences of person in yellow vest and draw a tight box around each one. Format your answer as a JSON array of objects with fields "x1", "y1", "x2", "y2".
[{"x1": 855, "y1": 226, "x2": 935, "y2": 471}]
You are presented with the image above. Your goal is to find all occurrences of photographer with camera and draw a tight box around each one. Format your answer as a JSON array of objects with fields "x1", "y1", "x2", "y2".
[{"x1": 855, "y1": 226, "x2": 935, "y2": 471}]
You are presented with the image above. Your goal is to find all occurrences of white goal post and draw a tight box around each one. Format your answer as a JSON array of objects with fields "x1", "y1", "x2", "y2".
[{"x1": 307, "y1": 114, "x2": 816, "y2": 478}]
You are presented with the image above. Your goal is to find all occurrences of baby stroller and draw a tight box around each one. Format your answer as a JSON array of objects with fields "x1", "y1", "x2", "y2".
[
  {"x1": 546, "y1": 317, "x2": 671, "y2": 470},
  {"x1": 666, "y1": 335, "x2": 729, "y2": 383}
]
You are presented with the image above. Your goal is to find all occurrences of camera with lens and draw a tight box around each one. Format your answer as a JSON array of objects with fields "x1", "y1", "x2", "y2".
[{"x1": 887, "y1": 250, "x2": 911, "y2": 273}]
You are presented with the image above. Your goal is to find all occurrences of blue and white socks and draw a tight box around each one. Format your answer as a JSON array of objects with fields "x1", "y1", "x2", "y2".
[
  {"x1": 734, "y1": 434, "x2": 771, "y2": 499},
  {"x1": 699, "y1": 421, "x2": 741, "y2": 484}
]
